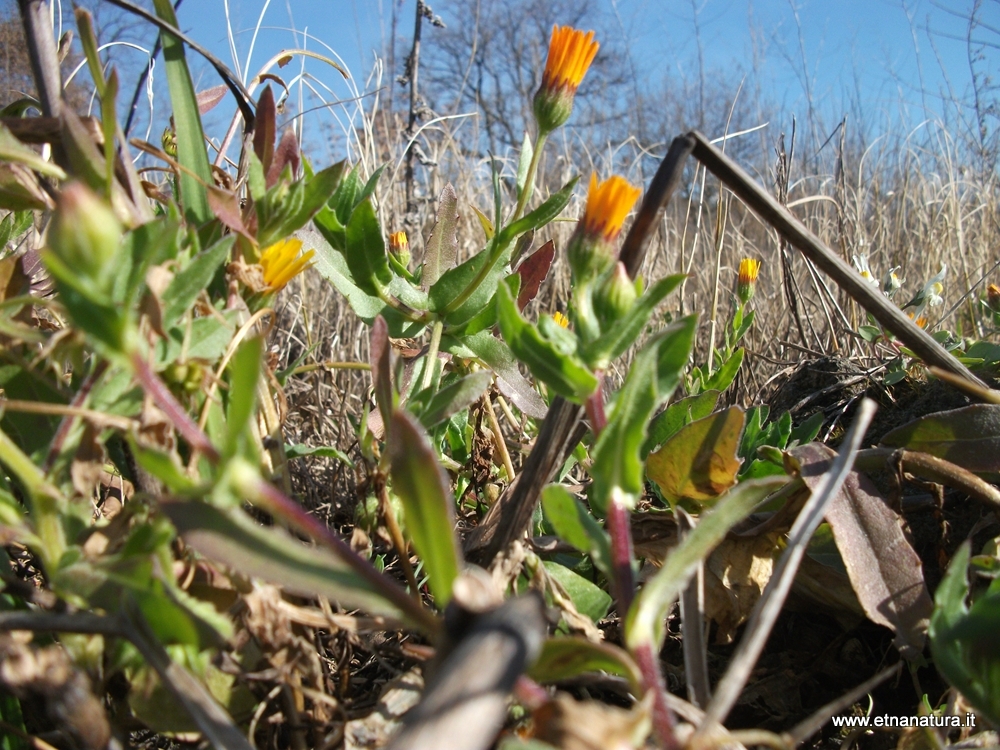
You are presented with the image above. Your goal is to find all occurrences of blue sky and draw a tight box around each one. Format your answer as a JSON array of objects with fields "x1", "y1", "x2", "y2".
[{"x1": 122, "y1": 0, "x2": 997, "y2": 157}]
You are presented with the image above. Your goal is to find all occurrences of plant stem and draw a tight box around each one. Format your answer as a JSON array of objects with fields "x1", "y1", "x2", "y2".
[
  {"x1": 483, "y1": 392, "x2": 515, "y2": 482},
  {"x1": 513, "y1": 131, "x2": 548, "y2": 222},
  {"x1": 420, "y1": 319, "x2": 444, "y2": 392},
  {"x1": 634, "y1": 641, "x2": 681, "y2": 750}
]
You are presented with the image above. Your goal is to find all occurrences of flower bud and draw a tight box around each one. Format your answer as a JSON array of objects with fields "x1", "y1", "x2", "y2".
[
  {"x1": 594, "y1": 262, "x2": 638, "y2": 328},
  {"x1": 47, "y1": 182, "x2": 122, "y2": 287},
  {"x1": 737, "y1": 258, "x2": 760, "y2": 304},
  {"x1": 389, "y1": 231, "x2": 410, "y2": 267}
]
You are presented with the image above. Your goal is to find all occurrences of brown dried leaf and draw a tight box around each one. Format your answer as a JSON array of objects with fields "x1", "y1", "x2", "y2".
[
  {"x1": 790, "y1": 443, "x2": 933, "y2": 658},
  {"x1": 703, "y1": 531, "x2": 780, "y2": 644},
  {"x1": 532, "y1": 693, "x2": 651, "y2": 750}
]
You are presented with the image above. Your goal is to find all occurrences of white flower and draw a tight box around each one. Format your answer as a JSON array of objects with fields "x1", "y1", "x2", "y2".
[
  {"x1": 853, "y1": 254, "x2": 879, "y2": 287},
  {"x1": 882, "y1": 266, "x2": 903, "y2": 297}
]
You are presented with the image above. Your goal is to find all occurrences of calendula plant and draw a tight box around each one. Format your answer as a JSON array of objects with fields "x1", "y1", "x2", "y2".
[{"x1": 3, "y1": 3, "x2": 1000, "y2": 749}]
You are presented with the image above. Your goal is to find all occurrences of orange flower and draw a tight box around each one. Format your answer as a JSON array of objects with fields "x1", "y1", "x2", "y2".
[
  {"x1": 389, "y1": 231, "x2": 408, "y2": 254},
  {"x1": 533, "y1": 25, "x2": 599, "y2": 134},
  {"x1": 567, "y1": 173, "x2": 641, "y2": 282},
  {"x1": 541, "y1": 26, "x2": 599, "y2": 94},
  {"x1": 737, "y1": 258, "x2": 761, "y2": 304},
  {"x1": 259, "y1": 238, "x2": 315, "y2": 291},
  {"x1": 581, "y1": 174, "x2": 641, "y2": 242}
]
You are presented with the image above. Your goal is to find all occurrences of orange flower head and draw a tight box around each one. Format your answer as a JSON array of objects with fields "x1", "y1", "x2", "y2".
[
  {"x1": 260, "y1": 238, "x2": 315, "y2": 291},
  {"x1": 533, "y1": 26, "x2": 599, "y2": 133},
  {"x1": 389, "y1": 231, "x2": 408, "y2": 253},
  {"x1": 988, "y1": 283, "x2": 1000, "y2": 311},
  {"x1": 582, "y1": 174, "x2": 641, "y2": 241},
  {"x1": 567, "y1": 174, "x2": 641, "y2": 282},
  {"x1": 737, "y1": 258, "x2": 761, "y2": 304},
  {"x1": 541, "y1": 26, "x2": 599, "y2": 93}
]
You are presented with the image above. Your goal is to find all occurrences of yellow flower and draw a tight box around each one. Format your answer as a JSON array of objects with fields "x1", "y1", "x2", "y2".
[
  {"x1": 259, "y1": 238, "x2": 315, "y2": 291},
  {"x1": 553, "y1": 310, "x2": 570, "y2": 328},
  {"x1": 738, "y1": 258, "x2": 760, "y2": 286},
  {"x1": 988, "y1": 283, "x2": 1000, "y2": 312},
  {"x1": 533, "y1": 25, "x2": 599, "y2": 134},
  {"x1": 389, "y1": 231, "x2": 408, "y2": 254},
  {"x1": 567, "y1": 173, "x2": 641, "y2": 283}
]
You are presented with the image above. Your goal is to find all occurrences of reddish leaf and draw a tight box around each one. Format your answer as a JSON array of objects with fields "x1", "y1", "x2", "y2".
[
  {"x1": 516, "y1": 240, "x2": 555, "y2": 311},
  {"x1": 196, "y1": 85, "x2": 228, "y2": 115},
  {"x1": 267, "y1": 128, "x2": 300, "y2": 186},
  {"x1": 253, "y1": 85, "x2": 276, "y2": 178},
  {"x1": 790, "y1": 442, "x2": 933, "y2": 658},
  {"x1": 206, "y1": 187, "x2": 252, "y2": 240}
]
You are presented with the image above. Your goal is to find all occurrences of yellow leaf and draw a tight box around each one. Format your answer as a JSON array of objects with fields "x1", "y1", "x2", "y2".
[{"x1": 646, "y1": 406, "x2": 745, "y2": 507}]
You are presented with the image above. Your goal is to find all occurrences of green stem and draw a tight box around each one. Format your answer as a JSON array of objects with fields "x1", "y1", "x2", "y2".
[
  {"x1": 420, "y1": 319, "x2": 444, "y2": 392},
  {"x1": 0, "y1": 429, "x2": 65, "y2": 569},
  {"x1": 513, "y1": 131, "x2": 548, "y2": 222},
  {"x1": 443, "y1": 131, "x2": 549, "y2": 318}
]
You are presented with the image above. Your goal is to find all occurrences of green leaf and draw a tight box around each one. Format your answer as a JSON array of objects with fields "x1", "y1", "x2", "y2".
[
  {"x1": 162, "y1": 236, "x2": 233, "y2": 325},
  {"x1": 417, "y1": 370, "x2": 493, "y2": 429},
  {"x1": 308, "y1": 225, "x2": 423, "y2": 337},
  {"x1": 589, "y1": 349, "x2": 659, "y2": 512},
  {"x1": 342, "y1": 198, "x2": 392, "y2": 297},
  {"x1": 498, "y1": 177, "x2": 578, "y2": 243},
  {"x1": 930, "y1": 542, "x2": 1000, "y2": 725},
  {"x1": 626, "y1": 476, "x2": 787, "y2": 649},
  {"x1": 529, "y1": 637, "x2": 642, "y2": 690},
  {"x1": 589, "y1": 317, "x2": 697, "y2": 513},
  {"x1": 580, "y1": 273, "x2": 685, "y2": 369},
  {"x1": 331, "y1": 164, "x2": 363, "y2": 226},
  {"x1": 449, "y1": 331, "x2": 547, "y2": 419},
  {"x1": 643, "y1": 390, "x2": 720, "y2": 458},
  {"x1": 495, "y1": 281, "x2": 597, "y2": 402},
  {"x1": 646, "y1": 407, "x2": 746, "y2": 507},
  {"x1": 880, "y1": 404, "x2": 1000, "y2": 473},
  {"x1": 162, "y1": 500, "x2": 409, "y2": 621},
  {"x1": 541, "y1": 485, "x2": 611, "y2": 576},
  {"x1": 543, "y1": 560, "x2": 611, "y2": 623},
  {"x1": 470, "y1": 204, "x2": 495, "y2": 241},
  {"x1": 388, "y1": 410, "x2": 462, "y2": 606},
  {"x1": 257, "y1": 160, "x2": 346, "y2": 248},
  {"x1": 0, "y1": 122, "x2": 65, "y2": 179},
  {"x1": 284, "y1": 444, "x2": 354, "y2": 467},
  {"x1": 428, "y1": 238, "x2": 509, "y2": 327},
  {"x1": 703, "y1": 347, "x2": 745, "y2": 392},
  {"x1": 152, "y1": 0, "x2": 212, "y2": 224},
  {"x1": 42, "y1": 250, "x2": 128, "y2": 353},
  {"x1": 224, "y1": 336, "x2": 262, "y2": 458}
]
